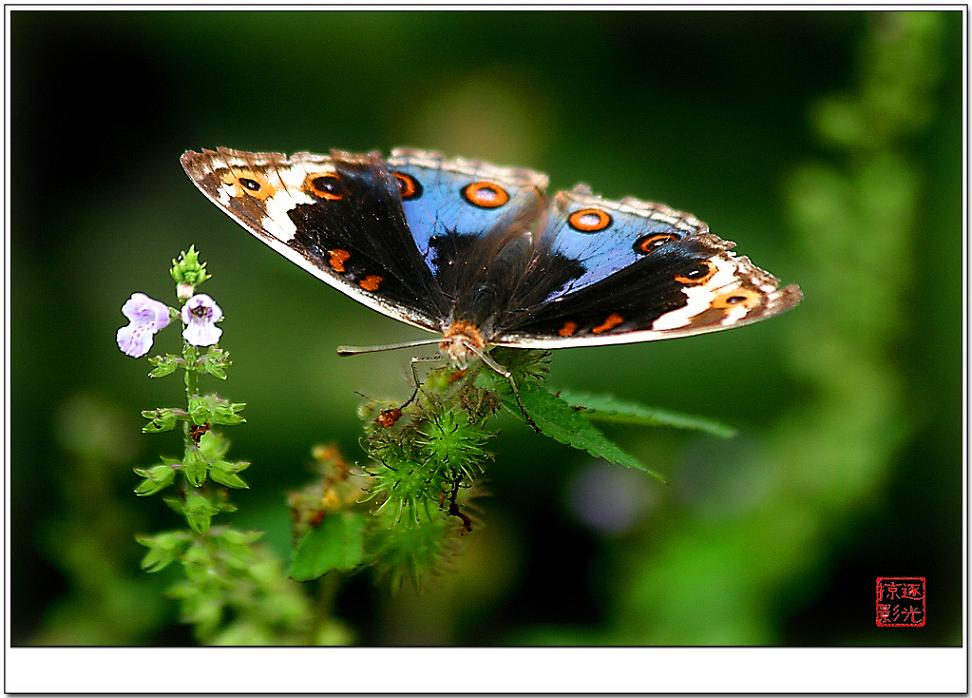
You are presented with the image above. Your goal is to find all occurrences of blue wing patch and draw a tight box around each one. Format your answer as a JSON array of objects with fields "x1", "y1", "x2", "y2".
[
  {"x1": 534, "y1": 184, "x2": 712, "y2": 304},
  {"x1": 386, "y1": 149, "x2": 548, "y2": 280}
]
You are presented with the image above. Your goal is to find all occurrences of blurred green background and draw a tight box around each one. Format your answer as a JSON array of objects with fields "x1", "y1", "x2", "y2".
[{"x1": 11, "y1": 10, "x2": 962, "y2": 645}]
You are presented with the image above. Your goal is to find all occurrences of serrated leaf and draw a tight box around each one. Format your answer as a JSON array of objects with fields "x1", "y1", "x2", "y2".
[
  {"x1": 477, "y1": 373, "x2": 667, "y2": 482},
  {"x1": 289, "y1": 512, "x2": 366, "y2": 581},
  {"x1": 555, "y1": 389, "x2": 737, "y2": 438}
]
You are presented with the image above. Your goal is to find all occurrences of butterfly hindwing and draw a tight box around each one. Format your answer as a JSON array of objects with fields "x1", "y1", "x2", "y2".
[
  {"x1": 180, "y1": 147, "x2": 446, "y2": 331},
  {"x1": 495, "y1": 187, "x2": 802, "y2": 347}
]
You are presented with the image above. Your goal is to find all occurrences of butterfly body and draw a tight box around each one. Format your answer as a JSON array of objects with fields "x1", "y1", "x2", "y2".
[{"x1": 180, "y1": 147, "x2": 801, "y2": 368}]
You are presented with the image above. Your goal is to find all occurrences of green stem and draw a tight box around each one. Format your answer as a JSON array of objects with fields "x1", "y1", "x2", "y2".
[{"x1": 183, "y1": 344, "x2": 198, "y2": 445}]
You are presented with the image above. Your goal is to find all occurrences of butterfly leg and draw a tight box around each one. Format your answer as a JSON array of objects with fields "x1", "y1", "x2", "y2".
[
  {"x1": 466, "y1": 344, "x2": 541, "y2": 434},
  {"x1": 403, "y1": 354, "x2": 443, "y2": 409},
  {"x1": 504, "y1": 373, "x2": 541, "y2": 434}
]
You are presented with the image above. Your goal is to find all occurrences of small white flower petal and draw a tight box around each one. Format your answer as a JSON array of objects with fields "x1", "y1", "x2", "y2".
[
  {"x1": 122, "y1": 293, "x2": 152, "y2": 322},
  {"x1": 121, "y1": 292, "x2": 170, "y2": 331},
  {"x1": 207, "y1": 299, "x2": 224, "y2": 322},
  {"x1": 151, "y1": 304, "x2": 171, "y2": 331},
  {"x1": 183, "y1": 322, "x2": 222, "y2": 347},
  {"x1": 117, "y1": 322, "x2": 155, "y2": 358}
]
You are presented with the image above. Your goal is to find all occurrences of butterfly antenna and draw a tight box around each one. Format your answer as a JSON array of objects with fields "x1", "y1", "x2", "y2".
[
  {"x1": 336, "y1": 338, "x2": 442, "y2": 356},
  {"x1": 464, "y1": 343, "x2": 541, "y2": 434}
]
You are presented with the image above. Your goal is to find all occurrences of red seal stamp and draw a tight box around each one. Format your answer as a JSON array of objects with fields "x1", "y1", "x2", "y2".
[{"x1": 875, "y1": 577, "x2": 926, "y2": 627}]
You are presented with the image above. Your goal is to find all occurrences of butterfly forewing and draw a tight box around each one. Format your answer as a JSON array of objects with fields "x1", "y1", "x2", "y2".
[{"x1": 180, "y1": 147, "x2": 445, "y2": 332}]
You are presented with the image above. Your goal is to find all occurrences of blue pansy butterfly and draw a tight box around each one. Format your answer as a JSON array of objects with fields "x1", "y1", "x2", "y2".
[{"x1": 180, "y1": 147, "x2": 802, "y2": 380}]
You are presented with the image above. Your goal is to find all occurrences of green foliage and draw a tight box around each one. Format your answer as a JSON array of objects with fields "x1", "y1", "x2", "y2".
[
  {"x1": 599, "y1": 12, "x2": 954, "y2": 646},
  {"x1": 366, "y1": 506, "x2": 462, "y2": 594},
  {"x1": 140, "y1": 407, "x2": 182, "y2": 433},
  {"x1": 290, "y1": 512, "x2": 367, "y2": 581},
  {"x1": 187, "y1": 394, "x2": 245, "y2": 426},
  {"x1": 478, "y1": 369, "x2": 670, "y2": 482},
  {"x1": 136, "y1": 530, "x2": 192, "y2": 572},
  {"x1": 132, "y1": 463, "x2": 176, "y2": 496},
  {"x1": 556, "y1": 389, "x2": 737, "y2": 438},
  {"x1": 129, "y1": 247, "x2": 313, "y2": 644},
  {"x1": 183, "y1": 492, "x2": 220, "y2": 534},
  {"x1": 170, "y1": 244, "x2": 212, "y2": 290},
  {"x1": 329, "y1": 345, "x2": 742, "y2": 588},
  {"x1": 200, "y1": 347, "x2": 232, "y2": 380},
  {"x1": 147, "y1": 353, "x2": 181, "y2": 378}
]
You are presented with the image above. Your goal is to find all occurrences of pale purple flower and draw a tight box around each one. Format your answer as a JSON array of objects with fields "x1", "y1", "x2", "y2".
[
  {"x1": 181, "y1": 294, "x2": 223, "y2": 347},
  {"x1": 116, "y1": 292, "x2": 171, "y2": 358}
]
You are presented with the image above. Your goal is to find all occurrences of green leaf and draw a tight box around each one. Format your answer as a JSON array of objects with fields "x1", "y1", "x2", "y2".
[
  {"x1": 219, "y1": 529, "x2": 263, "y2": 546},
  {"x1": 136, "y1": 531, "x2": 191, "y2": 572},
  {"x1": 141, "y1": 407, "x2": 182, "y2": 433},
  {"x1": 555, "y1": 389, "x2": 737, "y2": 438},
  {"x1": 147, "y1": 354, "x2": 181, "y2": 378},
  {"x1": 170, "y1": 245, "x2": 212, "y2": 287},
  {"x1": 184, "y1": 492, "x2": 219, "y2": 534},
  {"x1": 182, "y1": 448, "x2": 208, "y2": 487},
  {"x1": 188, "y1": 395, "x2": 245, "y2": 426},
  {"x1": 211, "y1": 400, "x2": 246, "y2": 426},
  {"x1": 200, "y1": 347, "x2": 232, "y2": 380},
  {"x1": 187, "y1": 396, "x2": 213, "y2": 425},
  {"x1": 477, "y1": 373, "x2": 667, "y2": 482},
  {"x1": 209, "y1": 460, "x2": 249, "y2": 489},
  {"x1": 289, "y1": 512, "x2": 366, "y2": 581},
  {"x1": 133, "y1": 464, "x2": 176, "y2": 496},
  {"x1": 197, "y1": 430, "x2": 229, "y2": 460}
]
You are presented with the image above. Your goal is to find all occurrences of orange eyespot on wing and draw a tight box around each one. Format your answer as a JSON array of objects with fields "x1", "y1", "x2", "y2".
[
  {"x1": 712, "y1": 288, "x2": 762, "y2": 309},
  {"x1": 462, "y1": 181, "x2": 510, "y2": 209},
  {"x1": 634, "y1": 232, "x2": 679, "y2": 255},
  {"x1": 393, "y1": 172, "x2": 422, "y2": 200},
  {"x1": 568, "y1": 207, "x2": 613, "y2": 233},
  {"x1": 558, "y1": 321, "x2": 578, "y2": 337},
  {"x1": 675, "y1": 259, "x2": 717, "y2": 285},
  {"x1": 220, "y1": 169, "x2": 274, "y2": 201},
  {"x1": 304, "y1": 173, "x2": 344, "y2": 200}
]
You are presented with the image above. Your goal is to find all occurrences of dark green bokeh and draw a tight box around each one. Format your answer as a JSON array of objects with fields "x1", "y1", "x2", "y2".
[{"x1": 11, "y1": 10, "x2": 962, "y2": 645}]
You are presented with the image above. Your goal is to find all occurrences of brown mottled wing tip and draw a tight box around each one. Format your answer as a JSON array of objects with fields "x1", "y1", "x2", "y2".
[
  {"x1": 179, "y1": 149, "x2": 230, "y2": 201},
  {"x1": 776, "y1": 283, "x2": 804, "y2": 312}
]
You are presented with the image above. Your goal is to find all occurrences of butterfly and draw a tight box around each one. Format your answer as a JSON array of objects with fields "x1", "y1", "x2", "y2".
[{"x1": 180, "y1": 147, "x2": 802, "y2": 382}]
